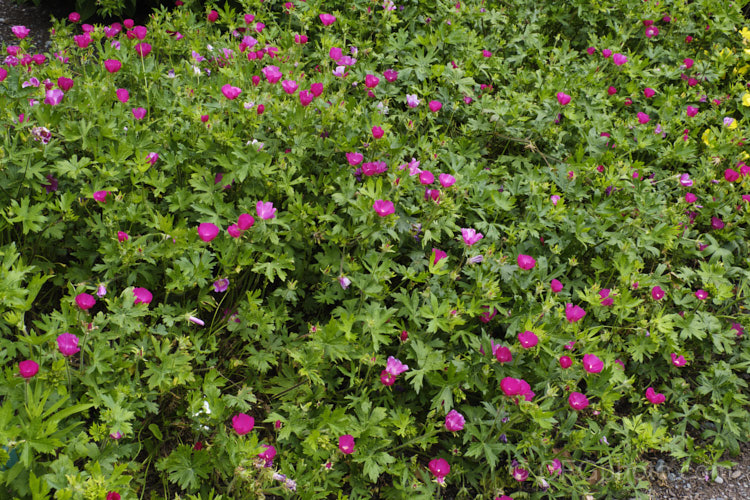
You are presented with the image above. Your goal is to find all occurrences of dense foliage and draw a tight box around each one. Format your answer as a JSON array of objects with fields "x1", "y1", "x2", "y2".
[{"x1": 1, "y1": 0, "x2": 750, "y2": 498}]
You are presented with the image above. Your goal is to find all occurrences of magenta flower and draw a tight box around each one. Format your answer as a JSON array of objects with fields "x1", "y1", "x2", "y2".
[
  {"x1": 232, "y1": 413, "x2": 254, "y2": 435},
  {"x1": 74, "y1": 33, "x2": 92, "y2": 48},
  {"x1": 645, "y1": 387, "x2": 665, "y2": 405},
  {"x1": 221, "y1": 84, "x2": 241, "y2": 100},
  {"x1": 0, "y1": 68, "x2": 7, "y2": 82},
  {"x1": 19, "y1": 360, "x2": 39, "y2": 379},
  {"x1": 645, "y1": 25, "x2": 659, "y2": 38},
  {"x1": 115, "y1": 88, "x2": 130, "y2": 103},
  {"x1": 482, "y1": 49, "x2": 492, "y2": 58},
  {"x1": 431, "y1": 248, "x2": 447, "y2": 265},
  {"x1": 262, "y1": 65, "x2": 283, "y2": 83},
  {"x1": 429, "y1": 458, "x2": 450, "y2": 484},
  {"x1": 643, "y1": 87, "x2": 656, "y2": 98},
  {"x1": 513, "y1": 467, "x2": 529, "y2": 482},
  {"x1": 725, "y1": 168, "x2": 740, "y2": 182},
  {"x1": 651, "y1": 286, "x2": 665, "y2": 301},
  {"x1": 607, "y1": 86, "x2": 617, "y2": 95},
  {"x1": 133, "y1": 287, "x2": 153, "y2": 305},
  {"x1": 612, "y1": 53, "x2": 627, "y2": 66},
  {"x1": 494, "y1": 346, "x2": 512, "y2": 363},
  {"x1": 680, "y1": 173, "x2": 693, "y2": 187},
  {"x1": 685, "y1": 193, "x2": 697, "y2": 203},
  {"x1": 117, "y1": 231, "x2": 129, "y2": 242},
  {"x1": 237, "y1": 213, "x2": 255, "y2": 230},
  {"x1": 383, "y1": 69, "x2": 398, "y2": 82},
  {"x1": 346, "y1": 152, "x2": 363, "y2": 166},
  {"x1": 299, "y1": 90, "x2": 313, "y2": 106},
  {"x1": 547, "y1": 459, "x2": 562, "y2": 476},
  {"x1": 104, "y1": 59, "x2": 121, "y2": 73},
  {"x1": 517, "y1": 254, "x2": 536, "y2": 270},
  {"x1": 711, "y1": 216, "x2": 724, "y2": 230},
  {"x1": 338, "y1": 434, "x2": 355, "y2": 454},
  {"x1": 565, "y1": 303, "x2": 586, "y2": 322},
  {"x1": 365, "y1": 74, "x2": 380, "y2": 88},
  {"x1": 132, "y1": 107, "x2": 147, "y2": 120},
  {"x1": 93, "y1": 191, "x2": 109, "y2": 203},
  {"x1": 695, "y1": 289, "x2": 708, "y2": 300},
  {"x1": 550, "y1": 279, "x2": 563, "y2": 292},
  {"x1": 559, "y1": 355, "x2": 572, "y2": 369},
  {"x1": 227, "y1": 225, "x2": 241, "y2": 238},
  {"x1": 556, "y1": 92, "x2": 571, "y2": 105},
  {"x1": 75, "y1": 293, "x2": 96, "y2": 310},
  {"x1": 69, "y1": 12, "x2": 81, "y2": 22},
  {"x1": 428, "y1": 100, "x2": 442, "y2": 112},
  {"x1": 197, "y1": 223, "x2": 220, "y2": 242},
  {"x1": 207, "y1": 9, "x2": 219, "y2": 22},
  {"x1": 213, "y1": 278, "x2": 229, "y2": 292},
  {"x1": 419, "y1": 170, "x2": 434, "y2": 185},
  {"x1": 686, "y1": 105, "x2": 699, "y2": 117},
  {"x1": 12, "y1": 25, "x2": 30, "y2": 39},
  {"x1": 281, "y1": 80, "x2": 298, "y2": 94},
  {"x1": 134, "y1": 43, "x2": 152, "y2": 57},
  {"x1": 373, "y1": 199, "x2": 395, "y2": 217},
  {"x1": 637, "y1": 112, "x2": 650, "y2": 124},
  {"x1": 406, "y1": 94, "x2": 420, "y2": 108},
  {"x1": 461, "y1": 228, "x2": 483, "y2": 246},
  {"x1": 56, "y1": 77, "x2": 74, "y2": 92},
  {"x1": 258, "y1": 444, "x2": 276, "y2": 465},
  {"x1": 44, "y1": 89, "x2": 64, "y2": 106},
  {"x1": 569, "y1": 392, "x2": 590, "y2": 410},
  {"x1": 385, "y1": 356, "x2": 409, "y2": 376},
  {"x1": 380, "y1": 370, "x2": 396, "y2": 385},
  {"x1": 500, "y1": 377, "x2": 525, "y2": 396},
  {"x1": 518, "y1": 330, "x2": 538, "y2": 349},
  {"x1": 310, "y1": 82, "x2": 324, "y2": 96},
  {"x1": 319, "y1": 13, "x2": 336, "y2": 25},
  {"x1": 438, "y1": 173, "x2": 456, "y2": 187},
  {"x1": 57, "y1": 333, "x2": 80, "y2": 356},
  {"x1": 671, "y1": 353, "x2": 686, "y2": 367},
  {"x1": 372, "y1": 126, "x2": 384, "y2": 139},
  {"x1": 329, "y1": 47, "x2": 342, "y2": 60},
  {"x1": 582, "y1": 354, "x2": 603, "y2": 374},
  {"x1": 444, "y1": 410, "x2": 465, "y2": 432},
  {"x1": 256, "y1": 201, "x2": 277, "y2": 220}
]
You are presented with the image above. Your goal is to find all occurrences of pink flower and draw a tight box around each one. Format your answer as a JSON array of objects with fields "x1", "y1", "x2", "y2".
[
  {"x1": 556, "y1": 92, "x2": 571, "y2": 105},
  {"x1": 281, "y1": 80, "x2": 298, "y2": 94},
  {"x1": 461, "y1": 228, "x2": 483, "y2": 246},
  {"x1": 679, "y1": 173, "x2": 693, "y2": 187},
  {"x1": 385, "y1": 356, "x2": 409, "y2": 376},
  {"x1": 237, "y1": 213, "x2": 255, "y2": 230},
  {"x1": 601, "y1": 49, "x2": 612, "y2": 58},
  {"x1": 207, "y1": 9, "x2": 219, "y2": 22},
  {"x1": 637, "y1": 112, "x2": 650, "y2": 124},
  {"x1": 338, "y1": 276, "x2": 351, "y2": 289},
  {"x1": 406, "y1": 94, "x2": 420, "y2": 108},
  {"x1": 197, "y1": 223, "x2": 220, "y2": 242},
  {"x1": 232, "y1": 413, "x2": 254, "y2": 435},
  {"x1": 517, "y1": 254, "x2": 536, "y2": 270},
  {"x1": 74, "y1": 33, "x2": 92, "y2": 48},
  {"x1": 683, "y1": 58, "x2": 694, "y2": 69},
  {"x1": 93, "y1": 191, "x2": 109, "y2": 203},
  {"x1": 104, "y1": 59, "x2": 121, "y2": 73},
  {"x1": 500, "y1": 377, "x2": 524, "y2": 396},
  {"x1": 372, "y1": 126, "x2": 384, "y2": 139},
  {"x1": 132, "y1": 25, "x2": 147, "y2": 39},
  {"x1": 645, "y1": 387, "x2": 665, "y2": 405},
  {"x1": 512, "y1": 467, "x2": 529, "y2": 482},
  {"x1": 221, "y1": 84, "x2": 241, "y2": 100},
  {"x1": 547, "y1": 459, "x2": 562, "y2": 476},
  {"x1": 346, "y1": 152, "x2": 363, "y2": 166},
  {"x1": 383, "y1": 69, "x2": 398, "y2": 82},
  {"x1": 711, "y1": 216, "x2": 724, "y2": 230},
  {"x1": 582, "y1": 354, "x2": 603, "y2": 374},
  {"x1": 116, "y1": 88, "x2": 130, "y2": 103},
  {"x1": 19, "y1": 360, "x2": 39, "y2": 379},
  {"x1": 431, "y1": 248, "x2": 447, "y2": 265},
  {"x1": 612, "y1": 53, "x2": 627, "y2": 66},
  {"x1": 419, "y1": 170, "x2": 434, "y2": 184},
  {"x1": 725, "y1": 168, "x2": 740, "y2": 182},
  {"x1": 12, "y1": 26, "x2": 30, "y2": 39},
  {"x1": 494, "y1": 346, "x2": 512, "y2": 363},
  {"x1": 569, "y1": 392, "x2": 590, "y2": 410},
  {"x1": 428, "y1": 100, "x2": 442, "y2": 112},
  {"x1": 438, "y1": 173, "x2": 456, "y2": 187},
  {"x1": 695, "y1": 289, "x2": 708, "y2": 300},
  {"x1": 338, "y1": 434, "x2": 354, "y2": 454},
  {"x1": 671, "y1": 353, "x2": 686, "y2": 367},
  {"x1": 643, "y1": 87, "x2": 656, "y2": 98},
  {"x1": 69, "y1": 12, "x2": 81, "y2": 22},
  {"x1": 262, "y1": 65, "x2": 283, "y2": 83},
  {"x1": 329, "y1": 47, "x2": 342, "y2": 60},
  {"x1": 686, "y1": 105, "x2": 699, "y2": 117},
  {"x1": 685, "y1": 193, "x2": 697, "y2": 203},
  {"x1": 132, "y1": 107, "x2": 147, "y2": 120},
  {"x1": 518, "y1": 330, "x2": 538, "y2": 349},
  {"x1": 134, "y1": 43, "x2": 152, "y2": 57},
  {"x1": 380, "y1": 370, "x2": 396, "y2": 385},
  {"x1": 75, "y1": 293, "x2": 96, "y2": 310},
  {"x1": 550, "y1": 279, "x2": 563, "y2": 292},
  {"x1": 599, "y1": 289, "x2": 613, "y2": 306},
  {"x1": 607, "y1": 86, "x2": 617, "y2": 95},
  {"x1": 319, "y1": 13, "x2": 336, "y2": 25},
  {"x1": 44, "y1": 89, "x2": 64, "y2": 106},
  {"x1": 227, "y1": 225, "x2": 241, "y2": 238},
  {"x1": 133, "y1": 287, "x2": 152, "y2": 305},
  {"x1": 106, "y1": 493, "x2": 120, "y2": 500},
  {"x1": 444, "y1": 410, "x2": 465, "y2": 431},
  {"x1": 559, "y1": 356, "x2": 572, "y2": 369},
  {"x1": 57, "y1": 333, "x2": 80, "y2": 356},
  {"x1": 651, "y1": 286, "x2": 665, "y2": 300},
  {"x1": 587, "y1": 47, "x2": 596, "y2": 55},
  {"x1": 310, "y1": 82, "x2": 324, "y2": 97},
  {"x1": 429, "y1": 458, "x2": 450, "y2": 484},
  {"x1": 117, "y1": 231, "x2": 129, "y2": 242},
  {"x1": 256, "y1": 201, "x2": 277, "y2": 220},
  {"x1": 365, "y1": 74, "x2": 380, "y2": 88},
  {"x1": 299, "y1": 90, "x2": 313, "y2": 106},
  {"x1": 373, "y1": 200, "x2": 394, "y2": 217}
]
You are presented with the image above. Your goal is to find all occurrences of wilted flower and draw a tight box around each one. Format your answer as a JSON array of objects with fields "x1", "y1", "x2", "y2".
[{"x1": 513, "y1": 467, "x2": 529, "y2": 482}]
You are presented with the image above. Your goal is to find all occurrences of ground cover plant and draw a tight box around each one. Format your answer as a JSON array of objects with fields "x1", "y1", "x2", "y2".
[{"x1": 1, "y1": 0, "x2": 750, "y2": 498}]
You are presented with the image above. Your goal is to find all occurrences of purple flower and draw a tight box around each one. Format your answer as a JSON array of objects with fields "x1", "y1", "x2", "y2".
[
  {"x1": 44, "y1": 89, "x2": 64, "y2": 106},
  {"x1": 444, "y1": 410, "x2": 465, "y2": 432},
  {"x1": 339, "y1": 276, "x2": 351, "y2": 289},
  {"x1": 213, "y1": 278, "x2": 229, "y2": 292}
]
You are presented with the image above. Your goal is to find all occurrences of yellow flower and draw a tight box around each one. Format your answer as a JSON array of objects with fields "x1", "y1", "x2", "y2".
[
  {"x1": 741, "y1": 151, "x2": 750, "y2": 160},
  {"x1": 741, "y1": 27, "x2": 750, "y2": 42},
  {"x1": 736, "y1": 65, "x2": 750, "y2": 75},
  {"x1": 743, "y1": 93, "x2": 750, "y2": 107},
  {"x1": 702, "y1": 129, "x2": 715, "y2": 146},
  {"x1": 727, "y1": 118, "x2": 738, "y2": 130}
]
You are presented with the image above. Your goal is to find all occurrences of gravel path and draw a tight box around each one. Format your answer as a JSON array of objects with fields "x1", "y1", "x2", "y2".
[{"x1": 2, "y1": 1, "x2": 750, "y2": 499}]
